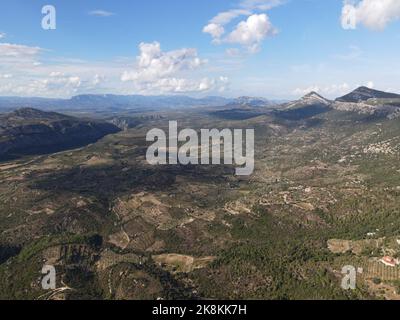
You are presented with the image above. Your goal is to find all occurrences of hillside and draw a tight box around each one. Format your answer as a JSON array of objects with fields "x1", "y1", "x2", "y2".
[
  {"x1": 0, "y1": 108, "x2": 121, "y2": 160},
  {"x1": 274, "y1": 92, "x2": 332, "y2": 120}
]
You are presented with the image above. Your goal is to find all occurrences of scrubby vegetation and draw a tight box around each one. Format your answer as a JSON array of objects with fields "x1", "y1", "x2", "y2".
[{"x1": 1, "y1": 104, "x2": 400, "y2": 300}]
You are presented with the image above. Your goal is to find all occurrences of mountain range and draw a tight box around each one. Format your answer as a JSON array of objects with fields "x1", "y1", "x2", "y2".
[
  {"x1": 275, "y1": 87, "x2": 400, "y2": 120},
  {"x1": 0, "y1": 86, "x2": 398, "y2": 113},
  {"x1": 0, "y1": 95, "x2": 233, "y2": 112},
  {"x1": 1, "y1": 86, "x2": 400, "y2": 160}
]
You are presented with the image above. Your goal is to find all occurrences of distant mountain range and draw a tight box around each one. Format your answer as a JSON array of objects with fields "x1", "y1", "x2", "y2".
[
  {"x1": 226, "y1": 96, "x2": 283, "y2": 108},
  {"x1": 0, "y1": 95, "x2": 233, "y2": 112},
  {"x1": 0, "y1": 94, "x2": 287, "y2": 113},
  {"x1": 0, "y1": 87, "x2": 399, "y2": 118}
]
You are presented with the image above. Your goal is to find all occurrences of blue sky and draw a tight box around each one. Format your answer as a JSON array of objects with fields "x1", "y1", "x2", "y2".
[{"x1": 0, "y1": 0, "x2": 400, "y2": 99}]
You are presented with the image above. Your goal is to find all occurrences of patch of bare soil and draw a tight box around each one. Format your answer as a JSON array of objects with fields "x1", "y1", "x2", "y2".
[
  {"x1": 152, "y1": 254, "x2": 215, "y2": 273},
  {"x1": 327, "y1": 238, "x2": 385, "y2": 255}
]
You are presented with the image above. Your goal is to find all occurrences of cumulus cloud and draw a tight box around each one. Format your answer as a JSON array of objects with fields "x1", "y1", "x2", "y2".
[
  {"x1": 143, "y1": 77, "x2": 212, "y2": 93},
  {"x1": 0, "y1": 72, "x2": 82, "y2": 97},
  {"x1": 89, "y1": 10, "x2": 115, "y2": 17},
  {"x1": 203, "y1": 23, "x2": 225, "y2": 40},
  {"x1": 366, "y1": 81, "x2": 374, "y2": 89},
  {"x1": 0, "y1": 40, "x2": 226, "y2": 97},
  {"x1": 0, "y1": 33, "x2": 6, "y2": 39},
  {"x1": 203, "y1": 0, "x2": 281, "y2": 52},
  {"x1": 341, "y1": 0, "x2": 400, "y2": 30},
  {"x1": 121, "y1": 42, "x2": 206, "y2": 82},
  {"x1": 92, "y1": 74, "x2": 105, "y2": 86},
  {"x1": 42, "y1": 72, "x2": 82, "y2": 91},
  {"x1": 226, "y1": 14, "x2": 276, "y2": 53},
  {"x1": 121, "y1": 42, "x2": 227, "y2": 93}
]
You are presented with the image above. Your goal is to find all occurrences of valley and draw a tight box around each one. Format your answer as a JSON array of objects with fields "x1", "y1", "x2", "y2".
[{"x1": 1, "y1": 87, "x2": 400, "y2": 300}]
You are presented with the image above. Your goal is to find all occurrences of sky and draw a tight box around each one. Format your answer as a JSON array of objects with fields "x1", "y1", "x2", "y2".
[{"x1": 0, "y1": 0, "x2": 400, "y2": 99}]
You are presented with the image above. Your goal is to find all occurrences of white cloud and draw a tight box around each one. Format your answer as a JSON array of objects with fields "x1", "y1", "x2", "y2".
[
  {"x1": 121, "y1": 42, "x2": 206, "y2": 82},
  {"x1": 0, "y1": 40, "x2": 227, "y2": 97},
  {"x1": 0, "y1": 41, "x2": 130, "y2": 97},
  {"x1": 218, "y1": 76, "x2": 230, "y2": 92},
  {"x1": 0, "y1": 73, "x2": 82, "y2": 97},
  {"x1": 341, "y1": 0, "x2": 400, "y2": 30},
  {"x1": 89, "y1": 10, "x2": 115, "y2": 17},
  {"x1": 226, "y1": 14, "x2": 276, "y2": 53},
  {"x1": 93, "y1": 74, "x2": 105, "y2": 86},
  {"x1": 366, "y1": 81, "x2": 374, "y2": 89},
  {"x1": 0, "y1": 43, "x2": 42, "y2": 58},
  {"x1": 208, "y1": 9, "x2": 251, "y2": 26},
  {"x1": 121, "y1": 42, "x2": 226, "y2": 93},
  {"x1": 145, "y1": 77, "x2": 212, "y2": 93},
  {"x1": 203, "y1": 0, "x2": 282, "y2": 52},
  {"x1": 0, "y1": 33, "x2": 6, "y2": 39},
  {"x1": 226, "y1": 48, "x2": 242, "y2": 57},
  {"x1": 240, "y1": 0, "x2": 283, "y2": 11},
  {"x1": 293, "y1": 85, "x2": 321, "y2": 96},
  {"x1": 42, "y1": 72, "x2": 82, "y2": 91},
  {"x1": 203, "y1": 23, "x2": 225, "y2": 40}
]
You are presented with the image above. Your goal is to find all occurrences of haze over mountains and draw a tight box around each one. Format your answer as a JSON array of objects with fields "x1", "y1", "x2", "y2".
[
  {"x1": 1, "y1": 86, "x2": 399, "y2": 161},
  {"x1": 0, "y1": 86, "x2": 398, "y2": 113},
  {"x1": 0, "y1": 95, "x2": 233, "y2": 112}
]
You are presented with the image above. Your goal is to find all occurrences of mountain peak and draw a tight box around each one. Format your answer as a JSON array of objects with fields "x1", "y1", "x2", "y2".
[
  {"x1": 336, "y1": 87, "x2": 400, "y2": 103},
  {"x1": 300, "y1": 91, "x2": 331, "y2": 105},
  {"x1": 303, "y1": 91, "x2": 322, "y2": 98},
  {"x1": 231, "y1": 96, "x2": 274, "y2": 108}
]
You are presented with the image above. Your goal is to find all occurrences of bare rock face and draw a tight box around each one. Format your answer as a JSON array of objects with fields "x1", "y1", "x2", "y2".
[{"x1": 0, "y1": 108, "x2": 121, "y2": 160}]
